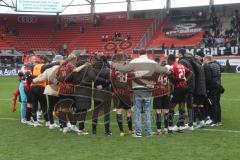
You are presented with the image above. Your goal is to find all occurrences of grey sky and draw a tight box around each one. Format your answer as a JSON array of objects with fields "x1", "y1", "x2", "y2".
[{"x1": 0, "y1": 0, "x2": 239, "y2": 15}]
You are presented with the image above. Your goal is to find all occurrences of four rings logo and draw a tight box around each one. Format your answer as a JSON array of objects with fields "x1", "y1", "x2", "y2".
[{"x1": 18, "y1": 16, "x2": 38, "y2": 24}]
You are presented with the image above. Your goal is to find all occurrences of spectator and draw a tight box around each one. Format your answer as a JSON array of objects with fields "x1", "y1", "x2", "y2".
[
  {"x1": 114, "y1": 32, "x2": 122, "y2": 41},
  {"x1": 161, "y1": 43, "x2": 166, "y2": 50},
  {"x1": 126, "y1": 33, "x2": 131, "y2": 41},
  {"x1": 114, "y1": 32, "x2": 118, "y2": 40},
  {"x1": 93, "y1": 15, "x2": 100, "y2": 27},
  {"x1": 80, "y1": 25, "x2": 85, "y2": 33},
  {"x1": 101, "y1": 34, "x2": 105, "y2": 42},
  {"x1": 63, "y1": 44, "x2": 67, "y2": 54},
  {"x1": 101, "y1": 34, "x2": 108, "y2": 42},
  {"x1": 64, "y1": 22, "x2": 68, "y2": 28},
  {"x1": 105, "y1": 34, "x2": 109, "y2": 42},
  {"x1": 118, "y1": 32, "x2": 122, "y2": 39}
]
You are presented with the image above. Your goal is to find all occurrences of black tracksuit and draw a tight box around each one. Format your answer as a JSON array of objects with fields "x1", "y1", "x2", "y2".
[
  {"x1": 92, "y1": 64, "x2": 112, "y2": 134},
  {"x1": 204, "y1": 61, "x2": 222, "y2": 123},
  {"x1": 66, "y1": 66, "x2": 96, "y2": 130}
]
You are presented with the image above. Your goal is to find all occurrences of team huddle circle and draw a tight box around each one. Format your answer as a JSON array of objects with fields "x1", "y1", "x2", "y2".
[{"x1": 15, "y1": 49, "x2": 223, "y2": 137}]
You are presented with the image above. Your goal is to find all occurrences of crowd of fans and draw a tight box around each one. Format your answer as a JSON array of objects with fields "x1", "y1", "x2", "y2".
[{"x1": 201, "y1": 9, "x2": 240, "y2": 48}]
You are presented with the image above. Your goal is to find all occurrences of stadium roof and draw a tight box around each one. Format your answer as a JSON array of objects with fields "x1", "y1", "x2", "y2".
[{"x1": 0, "y1": 0, "x2": 240, "y2": 15}]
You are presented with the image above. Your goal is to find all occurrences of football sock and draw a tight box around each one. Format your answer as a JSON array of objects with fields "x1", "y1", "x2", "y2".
[
  {"x1": 193, "y1": 107, "x2": 198, "y2": 122},
  {"x1": 79, "y1": 110, "x2": 87, "y2": 130},
  {"x1": 178, "y1": 109, "x2": 185, "y2": 127},
  {"x1": 168, "y1": 110, "x2": 174, "y2": 127},
  {"x1": 25, "y1": 107, "x2": 31, "y2": 121},
  {"x1": 164, "y1": 113, "x2": 169, "y2": 129},
  {"x1": 199, "y1": 107, "x2": 205, "y2": 121},
  {"x1": 117, "y1": 114, "x2": 124, "y2": 132},
  {"x1": 92, "y1": 119, "x2": 98, "y2": 133},
  {"x1": 126, "y1": 116, "x2": 133, "y2": 131},
  {"x1": 104, "y1": 114, "x2": 110, "y2": 133},
  {"x1": 188, "y1": 108, "x2": 193, "y2": 126},
  {"x1": 156, "y1": 113, "x2": 161, "y2": 130},
  {"x1": 79, "y1": 122, "x2": 85, "y2": 130}
]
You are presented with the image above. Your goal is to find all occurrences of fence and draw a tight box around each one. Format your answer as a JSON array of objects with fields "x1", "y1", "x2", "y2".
[{"x1": 135, "y1": 12, "x2": 165, "y2": 49}]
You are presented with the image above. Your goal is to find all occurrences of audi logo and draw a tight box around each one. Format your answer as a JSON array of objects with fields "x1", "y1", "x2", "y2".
[{"x1": 18, "y1": 16, "x2": 38, "y2": 24}]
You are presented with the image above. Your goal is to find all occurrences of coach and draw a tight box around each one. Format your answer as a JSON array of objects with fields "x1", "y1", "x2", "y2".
[
  {"x1": 203, "y1": 55, "x2": 223, "y2": 126},
  {"x1": 112, "y1": 49, "x2": 170, "y2": 137}
]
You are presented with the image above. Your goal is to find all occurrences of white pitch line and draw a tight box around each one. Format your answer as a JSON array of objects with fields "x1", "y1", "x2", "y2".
[
  {"x1": 201, "y1": 128, "x2": 240, "y2": 133},
  {"x1": 0, "y1": 117, "x2": 18, "y2": 121},
  {"x1": 221, "y1": 98, "x2": 240, "y2": 102},
  {"x1": 0, "y1": 99, "x2": 12, "y2": 101},
  {"x1": 0, "y1": 117, "x2": 240, "y2": 133}
]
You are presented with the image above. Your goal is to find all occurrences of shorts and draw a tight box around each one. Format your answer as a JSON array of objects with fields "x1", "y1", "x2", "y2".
[
  {"x1": 170, "y1": 87, "x2": 187, "y2": 104},
  {"x1": 153, "y1": 95, "x2": 170, "y2": 109},
  {"x1": 116, "y1": 99, "x2": 132, "y2": 110},
  {"x1": 193, "y1": 95, "x2": 205, "y2": 106}
]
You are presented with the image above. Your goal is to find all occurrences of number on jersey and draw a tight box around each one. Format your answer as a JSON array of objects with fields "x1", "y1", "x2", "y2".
[
  {"x1": 158, "y1": 75, "x2": 168, "y2": 86},
  {"x1": 115, "y1": 71, "x2": 128, "y2": 83},
  {"x1": 178, "y1": 68, "x2": 186, "y2": 79}
]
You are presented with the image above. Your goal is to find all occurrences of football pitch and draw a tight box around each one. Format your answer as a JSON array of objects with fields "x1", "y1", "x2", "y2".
[{"x1": 0, "y1": 74, "x2": 240, "y2": 160}]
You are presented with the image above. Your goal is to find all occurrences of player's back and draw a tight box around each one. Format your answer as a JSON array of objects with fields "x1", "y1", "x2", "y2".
[{"x1": 171, "y1": 63, "x2": 189, "y2": 88}]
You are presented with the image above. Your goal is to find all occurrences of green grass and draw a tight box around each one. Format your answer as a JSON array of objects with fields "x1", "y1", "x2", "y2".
[{"x1": 0, "y1": 74, "x2": 240, "y2": 160}]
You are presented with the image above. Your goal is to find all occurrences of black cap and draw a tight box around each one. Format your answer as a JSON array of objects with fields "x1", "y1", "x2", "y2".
[
  {"x1": 196, "y1": 51, "x2": 205, "y2": 58},
  {"x1": 179, "y1": 48, "x2": 186, "y2": 56}
]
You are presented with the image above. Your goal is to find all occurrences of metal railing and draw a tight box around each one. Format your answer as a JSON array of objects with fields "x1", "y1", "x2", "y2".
[{"x1": 135, "y1": 13, "x2": 165, "y2": 49}]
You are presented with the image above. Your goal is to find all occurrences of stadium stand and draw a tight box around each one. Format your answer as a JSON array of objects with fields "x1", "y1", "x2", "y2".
[
  {"x1": 50, "y1": 23, "x2": 82, "y2": 52},
  {"x1": 67, "y1": 18, "x2": 153, "y2": 54},
  {"x1": 0, "y1": 3, "x2": 240, "y2": 55},
  {"x1": 0, "y1": 13, "x2": 153, "y2": 54},
  {"x1": 15, "y1": 24, "x2": 55, "y2": 51},
  {"x1": 0, "y1": 39, "x2": 11, "y2": 49},
  {"x1": 148, "y1": 13, "x2": 206, "y2": 48}
]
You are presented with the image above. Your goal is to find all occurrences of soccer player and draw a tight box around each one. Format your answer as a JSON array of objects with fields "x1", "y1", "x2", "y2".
[
  {"x1": 152, "y1": 57, "x2": 171, "y2": 135},
  {"x1": 167, "y1": 54, "x2": 192, "y2": 132},
  {"x1": 178, "y1": 49, "x2": 195, "y2": 130},
  {"x1": 63, "y1": 55, "x2": 93, "y2": 135},
  {"x1": 111, "y1": 53, "x2": 133, "y2": 136},
  {"x1": 18, "y1": 64, "x2": 33, "y2": 125}
]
